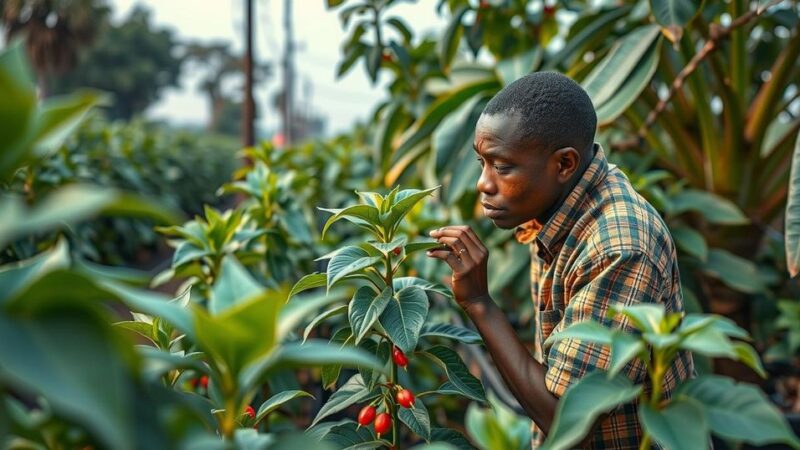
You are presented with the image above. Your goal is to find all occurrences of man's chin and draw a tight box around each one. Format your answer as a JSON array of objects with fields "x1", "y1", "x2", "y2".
[{"x1": 489, "y1": 216, "x2": 521, "y2": 230}]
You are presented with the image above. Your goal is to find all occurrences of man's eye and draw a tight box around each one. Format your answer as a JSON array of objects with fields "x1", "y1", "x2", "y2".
[{"x1": 494, "y1": 165, "x2": 512, "y2": 173}]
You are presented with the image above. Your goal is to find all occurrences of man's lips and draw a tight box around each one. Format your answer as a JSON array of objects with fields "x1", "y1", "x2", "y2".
[
  {"x1": 481, "y1": 202, "x2": 502, "y2": 210},
  {"x1": 481, "y1": 202, "x2": 504, "y2": 218}
]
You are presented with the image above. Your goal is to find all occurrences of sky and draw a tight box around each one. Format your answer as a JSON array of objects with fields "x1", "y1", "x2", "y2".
[{"x1": 110, "y1": 0, "x2": 447, "y2": 136}]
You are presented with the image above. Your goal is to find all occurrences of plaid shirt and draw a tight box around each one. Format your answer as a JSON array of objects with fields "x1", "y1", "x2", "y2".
[{"x1": 515, "y1": 145, "x2": 694, "y2": 449}]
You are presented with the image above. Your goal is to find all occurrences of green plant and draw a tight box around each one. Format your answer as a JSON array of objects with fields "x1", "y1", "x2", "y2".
[
  {"x1": 540, "y1": 304, "x2": 800, "y2": 450},
  {"x1": 298, "y1": 187, "x2": 486, "y2": 448}
]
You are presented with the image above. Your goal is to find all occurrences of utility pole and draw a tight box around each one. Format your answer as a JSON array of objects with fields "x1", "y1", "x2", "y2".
[
  {"x1": 242, "y1": 0, "x2": 255, "y2": 147},
  {"x1": 281, "y1": 0, "x2": 294, "y2": 146}
]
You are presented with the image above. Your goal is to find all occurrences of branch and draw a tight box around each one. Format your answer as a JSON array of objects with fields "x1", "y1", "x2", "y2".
[{"x1": 638, "y1": 0, "x2": 783, "y2": 138}]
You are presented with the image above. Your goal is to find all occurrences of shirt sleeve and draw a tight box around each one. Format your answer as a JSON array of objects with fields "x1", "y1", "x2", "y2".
[{"x1": 544, "y1": 248, "x2": 665, "y2": 398}]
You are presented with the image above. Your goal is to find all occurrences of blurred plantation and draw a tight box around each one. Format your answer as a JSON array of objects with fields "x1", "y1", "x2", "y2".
[{"x1": 1, "y1": 0, "x2": 800, "y2": 449}]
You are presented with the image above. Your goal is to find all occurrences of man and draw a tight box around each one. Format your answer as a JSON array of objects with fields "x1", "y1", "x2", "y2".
[{"x1": 426, "y1": 72, "x2": 693, "y2": 449}]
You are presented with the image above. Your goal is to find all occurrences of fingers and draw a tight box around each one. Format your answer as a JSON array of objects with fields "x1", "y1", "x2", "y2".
[
  {"x1": 429, "y1": 226, "x2": 486, "y2": 257},
  {"x1": 426, "y1": 248, "x2": 464, "y2": 271}
]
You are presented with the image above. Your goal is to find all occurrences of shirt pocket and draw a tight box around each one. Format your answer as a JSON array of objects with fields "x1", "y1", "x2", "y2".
[{"x1": 539, "y1": 308, "x2": 563, "y2": 345}]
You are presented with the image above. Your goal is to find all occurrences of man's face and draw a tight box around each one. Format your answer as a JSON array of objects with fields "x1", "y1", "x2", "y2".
[{"x1": 473, "y1": 112, "x2": 564, "y2": 229}]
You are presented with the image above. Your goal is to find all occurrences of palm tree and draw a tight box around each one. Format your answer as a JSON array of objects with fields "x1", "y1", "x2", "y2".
[{"x1": 0, "y1": 0, "x2": 109, "y2": 96}]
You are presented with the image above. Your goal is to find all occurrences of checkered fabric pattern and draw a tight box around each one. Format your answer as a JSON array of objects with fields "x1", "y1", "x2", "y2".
[{"x1": 515, "y1": 145, "x2": 694, "y2": 449}]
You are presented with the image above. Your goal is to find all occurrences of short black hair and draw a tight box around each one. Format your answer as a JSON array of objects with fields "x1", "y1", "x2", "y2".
[{"x1": 482, "y1": 71, "x2": 597, "y2": 154}]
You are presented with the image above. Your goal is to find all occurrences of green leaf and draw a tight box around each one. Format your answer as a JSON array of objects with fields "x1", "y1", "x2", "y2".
[
  {"x1": 255, "y1": 390, "x2": 314, "y2": 423},
  {"x1": 0, "y1": 313, "x2": 137, "y2": 450},
  {"x1": 420, "y1": 323, "x2": 482, "y2": 344},
  {"x1": 539, "y1": 372, "x2": 642, "y2": 450},
  {"x1": 209, "y1": 256, "x2": 263, "y2": 315},
  {"x1": 671, "y1": 190, "x2": 749, "y2": 225},
  {"x1": 609, "y1": 303, "x2": 665, "y2": 333},
  {"x1": 670, "y1": 225, "x2": 708, "y2": 262},
  {"x1": 320, "y1": 204, "x2": 382, "y2": 239},
  {"x1": 327, "y1": 246, "x2": 383, "y2": 290},
  {"x1": 386, "y1": 17, "x2": 413, "y2": 43},
  {"x1": 544, "y1": 321, "x2": 614, "y2": 347},
  {"x1": 100, "y1": 280, "x2": 195, "y2": 342},
  {"x1": 429, "y1": 428, "x2": 477, "y2": 450},
  {"x1": 677, "y1": 314, "x2": 750, "y2": 340},
  {"x1": 245, "y1": 340, "x2": 386, "y2": 390},
  {"x1": 639, "y1": 398, "x2": 708, "y2": 450},
  {"x1": 114, "y1": 321, "x2": 158, "y2": 346},
  {"x1": 393, "y1": 277, "x2": 452, "y2": 298},
  {"x1": 496, "y1": 47, "x2": 542, "y2": 86},
  {"x1": 366, "y1": 44, "x2": 382, "y2": 83},
  {"x1": 0, "y1": 239, "x2": 70, "y2": 305},
  {"x1": 595, "y1": 37, "x2": 661, "y2": 126},
  {"x1": 679, "y1": 326, "x2": 737, "y2": 358},
  {"x1": 649, "y1": 0, "x2": 702, "y2": 43},
  {"x1": 424, "y1": 346, "x2": 486, "y2": 402},
  {"x1": 311, "y1": 374, "x2": 371, "y2": 426},
  {"x1": 279, "y1": 286, "x2": 345, "y2": 340},
  {"x1": 304, "y1": 304, "x2": 348, "y2": 342},
  {"x1": 289, "y1": 273, "x2": 327, "y2": 299},
  {"x1": 702, "y1": 249, "x2": 766, "y2": 294},
  {"x1": 193, "y1": 292, "x2": 283, "y2": 376},
  {"x1": 0, "y1": 43, "x2": 36, "y2": 170},
  {"x1": 399, "y1": 401, "x2": 432, "y2": 440},
  {"x1": 609, "y1": 333, "x2": 645, "y2": 378},
  {"x1": 439, "y1": 7, "x2": 467, "y2": 72},
  {"x1": 582, "y1": 25, "x2": 661, "y2": 107},
  {"x1": 349, "y1": 286, "x2": 392, "y2": 344},
  {"x1": 545, "y1": 6, "x2": 632, "y2": 70},
  {"x1": 677, "y1": 375, "x2": 800, "y2": 447},
  {"x1": 374, "y1": 101, "x2": 409, "y2": 175},
  {"x1": 384, "y1": 187, "x2": 439, "y2": 235},
  {"x1": 405, "y1": 239, "x2": 446, "y2": 256},
  {"x1": 732, "y1": 342, "x2": 767, "y2": 378},
  {"x1": 380, "y1": 286, "x2": 429, "y2": 353},
  {"x1": 321, "y1": 422, "x2": 388, "y2": 448},
  {"x1": 786, "y1": 132, "x2": 800, "y2": 277},
  {"x1": 393, "y1": 79, "x2": 500, "y2": 165}
]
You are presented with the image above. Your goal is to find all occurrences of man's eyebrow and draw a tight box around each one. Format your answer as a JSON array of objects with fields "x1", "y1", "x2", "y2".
[{"x1": 473, "y1": 143, "x2": 507, "y2": 158}]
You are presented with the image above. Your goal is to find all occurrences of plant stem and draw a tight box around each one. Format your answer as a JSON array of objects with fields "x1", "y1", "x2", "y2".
[{"x1": 391, "y1": 361, "x2": 398, "y2": 446}]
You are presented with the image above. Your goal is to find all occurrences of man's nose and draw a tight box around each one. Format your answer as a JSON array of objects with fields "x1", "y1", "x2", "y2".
[{"x1": 476, "y1": 168, "x2": 496, "y2": 195}]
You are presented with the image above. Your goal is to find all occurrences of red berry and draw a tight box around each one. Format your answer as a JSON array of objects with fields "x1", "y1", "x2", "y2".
[
  {"x1": 392, "y1": 247, "x2": 402, "y2": 256},
  {"x1": 543, "y1": 4, "x2": 556, "y2": 16},
  {"x1": 200, "y1": 375, "x2": 208, "y2": 389},
  {"x1": 374, "y1": 412, "x2": 392, "y2": 435},
  {"x1": 358, "y1": 405, "x2": 376, "y2": 426},
  {"x1": 479, "y1": 0, "x2": 489, "y2": 9},
  {"x1": 244, "y1": 405, "x2": 256, "y2": 418},
  {"x1": 396, "y1": 389, "x2": 415, "y2": 408},
  {"x1": 392, "y1": 346, "x2": 409, "y2": 367}
]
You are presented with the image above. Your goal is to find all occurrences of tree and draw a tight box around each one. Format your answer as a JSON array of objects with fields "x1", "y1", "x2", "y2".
[
  {"x1": 50, "y1": 6, "x2": 183, "y2": 120},
  {"x1": 183, "y1": 41, "x2": 270, "y2": 134},
  {"x1": 0, "y1": 0, "x2": 110, "y2": 96}
]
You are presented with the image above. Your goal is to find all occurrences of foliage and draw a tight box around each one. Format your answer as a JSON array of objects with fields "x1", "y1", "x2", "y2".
[
  {"x1": 2, "y1": 115, "x2": 238, "y2": 266},
  {"x1": 0, "y1": 0, "x2": 110, "y2": 94},
  {"x1": 50, "y1": 6, "x2": 184, "y2": 119},
  {"x1": 540, "y1": 304, "x2": 799, "y2": 450},
  {"x1": 301, "y1": 187, "x2": 487, "y2": 448}
]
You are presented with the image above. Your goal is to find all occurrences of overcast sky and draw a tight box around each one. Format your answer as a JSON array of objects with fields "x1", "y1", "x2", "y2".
[{"x1": 110, "y1": 0, "x2": 446, "y2": 136}]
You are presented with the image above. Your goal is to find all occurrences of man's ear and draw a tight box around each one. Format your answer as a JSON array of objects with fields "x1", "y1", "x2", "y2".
[{"x1": 552, "y1": 147, "x2": 581, "y2": 183}]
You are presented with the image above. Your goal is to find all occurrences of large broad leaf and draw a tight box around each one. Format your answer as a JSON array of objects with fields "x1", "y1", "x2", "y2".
[
  {"x1": 327, "y1": 246, "x2": 382, "y2": 290},
  {"x1": 544, "y1": 320, "x2": 614, "y2": 347},
  {"x1": 0, "y1": 42, "x2": 36, "y2": 166},
  {"x1": 349, "y1": 286, "x2": 392, "y2": 344},
  {"x1": 255, "y1": 390, "x2": 314, "y2": 423},
  {"x1": 278, "y1": 286, "x2": 345, "y2": 340},
  {"x1": 595, "y1": 37, "x2": 661, "y2": 126},
  {"x1": 702, "y1": 249, "x2": 766, "y2": 294},
  {"x1": 423, "y1": 346, "x2": 486, "y2": 402},
  {"x1": 0, "y1": 239, "x2": 70, "y2": 305},
  {"x1": 420, "y1": 323, "x2": 482, "y2": 344},
  {"x1": 193, "y1": 292, "x2": 283, "y2": 376},
  {"x1": 545, "y1": 6, "x2": 633, "y2": 70},
  {"x1": 670, "y1": 190, "x2": 749, "y2": 225},
  {"x1": 496, "y1": 47, "x2": 542, "y2": 86},
  {"x1": 311, "y1": 374, "x2": 371, "y2": 426},
  {"x1": 433, "y1": 95, "x2": 484, "y2": 179},
  {"x1": 0, "y1": 314, "x2": 136, "y2": 450},
  {"x1": 384, "y1": 187, "x2": 439, "y2": 236},
  {"x1": 242, "y1": 339, "x2": 385, "y2": 390},
  {"x1": 439, "y1": 7, "x2": 467, "y2": 73},
  {"x1": 399, "y1": 401, "x2": 432, "y2": 440},
  {"x1": 393, "y1": 277, "x2": 452, "y2": 298},
  {"x1": 540, "y1": 371, "x2": 642, "y2": 450},
  {"x1": 209, "y1": 256, "x2": 264, "y2": 315},
  {"x1": 582, "y1": 25, "x2": 661, "y2": 107},
  {"x1": 429, "y1": 428, "x2": 477, "y2": 450},
  {"x1": 649, "y1": 0, "x2": 702, "y2": 43},
  {"x1": 609, "y1": 304, "x2": 665, "y2": 333},
  {"x1": 320, "y1": 204, "x2": 382, "y2": 239},
  {"x1": 380, "y1": 285, "x2": 429, "y2": 353},
  {"x1": 639, "y1": 398, "x2": 708, "y2": 450},
  {"x1": 392, "y1": 79, "x2": 501, "y2": 164},
  {"x1": 670, "y1": 224, "x2": 708, "y2": 262},
  {"x1": 289, "y1": 272, "x2": 327, "y2": 299},
  {"x1": 608, "y1": 333, "x2": 646, "y2": 378},
  {"x1": 785, "y1": 132, "x2": 800, "y2": 277},
  {"x1": 676, "y1": 375, "x2": 800, "y2": 447},
  {"x1": 320, "y1": 421, "x2": 390, "y2": 449},
  {"x1": 678, "y1": 326, "x2": 737, "y2": 358},
  {"x1": 304, "y1": 304, "x2": 348, "y2": 342},
  {"x1": 374, "y1": 101, "x2": 410, "y2": 175}
]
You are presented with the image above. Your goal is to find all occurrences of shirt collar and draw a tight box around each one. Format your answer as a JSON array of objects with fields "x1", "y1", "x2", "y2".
[{"x1": 514, "y1": 144, "x2": 609, "y2": 260}]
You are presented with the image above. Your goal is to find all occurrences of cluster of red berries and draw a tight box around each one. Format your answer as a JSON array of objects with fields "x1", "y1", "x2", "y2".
[
  {"x1": 191, "y1": 375, "x2": 209, "y2": 390},
  {"x1": 355, "y1": 346, "x2": 416, "y2": 437}
]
